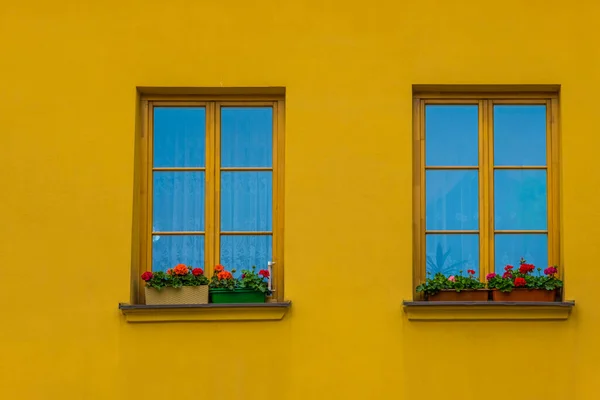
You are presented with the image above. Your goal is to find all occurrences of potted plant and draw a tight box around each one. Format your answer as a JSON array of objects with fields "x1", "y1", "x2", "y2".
[
  {"x1": 487, "y1": 258, "x2": 563, "y2": 302},
  {"x1": 141, "y1": 264, "x2": 209, "y2": 305},
  {"x1": 416, "y1": 269, "x2": 488, "y2": 301},
  {"x1": 209, "y1": 265, "x2": 271, "y2": 303}
]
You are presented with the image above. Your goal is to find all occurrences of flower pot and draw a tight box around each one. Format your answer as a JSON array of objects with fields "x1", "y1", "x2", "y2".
[
  {"x1": 144, "y1": 285, "x2": 208, "y2": 305},
  {"x1": 492, "y1": 288, "x2": 556, "y2": 302},
  {"x1": 209, "y1": 288, "x2": 266, "y2": 304},
  {"x1": 428, "y1": 289, "x2": 489, "y2": 301}
]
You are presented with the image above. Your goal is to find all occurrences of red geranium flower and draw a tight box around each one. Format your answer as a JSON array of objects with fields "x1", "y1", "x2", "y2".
[
  {"x1": 519, "y1": 263, "x2": 535, "y2": 274},
  {"x1": 241, "y1": 273, "x2": 246, "y2": 279},
  {"x1": 141, "y1": 271, "x2": 153, "y2": 281},
  {"x1": 504, "y1": 265, "x2": 514, "y2": 271},
  {"x1": 166, "y1": 268, "x2": 173, "y2": 275},
  {"x1": 217, "y1": 271, "x2": 233, "y2": 280},
  {"x1": 514, "y1": 277, "x2": 526, "y2": 287},
  {"x1": 173, "y1": 264, "x2": 189, "y2": 276},
  {"x1": 502, "y1": 271, "x2": 513, "y2": 279},
  {"x1": 192, "y1": 268, "x2": 203, "y2": 276},
  {"x1": 214, "y1": 265, "x2": 224, "y2": 273},
  {"x1": 467, "y1": 269, "x2": 475, "y2": 275},
  {"x1": 259, "y1": 269, "x2": 270, "y2": 278}
]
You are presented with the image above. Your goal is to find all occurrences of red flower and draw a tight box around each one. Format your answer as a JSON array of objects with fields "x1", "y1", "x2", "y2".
[
  {"x1": 519, "y1": 264, "x2": 535, "y2": 274},
  {"x1": 502, "y1": 271, "x2": 513, "y2": 279},
  {"x1": 217, "y1": 271, "x2": 233, "y2": 280},
  {"x1": 192, "y1": 268, "x2": 203, "y2": 276},
  {"x1": 259, "y1": 269, "x2": 270, "y2": 278},
  {"x1": 166, "y1": 269, "x2": 173, "y2": 275},
  {"x1": 467, "y1": 269, "x2": 475, "y2": 275},
  {"x1": 504, "y1": 265, "x2": 514, "y2": 271},
  {"x1": 141, "y1": 271, "x2": 153, "y2": 281},
  {"x1": 241, "y1": 273, "x2": 246, "y2": 279},
  {"x1": 214, "y1": 265, "x2": 224, "y2": 273},
  {"x1": 544, "y1": 266, "x2": 558, "y2": 276},
  {"x1": 173, "y1": 264, "x2": 189, "y2": 276},
  {"x1": 514, "y1": 277, "x2": 526, "y2": 287}
]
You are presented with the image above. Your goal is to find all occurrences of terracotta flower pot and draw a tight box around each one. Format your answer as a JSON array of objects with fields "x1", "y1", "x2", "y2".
[
  {"x1": 428, "y1": 289, "x2": 489, "y2": 301},
  {"x1": 492, "y1": 288, "x2": 556, "y2": 302}
]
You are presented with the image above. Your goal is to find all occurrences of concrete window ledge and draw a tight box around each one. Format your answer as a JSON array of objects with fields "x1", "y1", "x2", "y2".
[
  {"x1": 403, "y1": 301, "x2": 575, "y2": 321},
  {"x1": 119, "y1": 302, "x2": 291, "y2": 323}
]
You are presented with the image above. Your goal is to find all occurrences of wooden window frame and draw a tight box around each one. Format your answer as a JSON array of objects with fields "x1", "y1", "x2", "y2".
[
  {"x1": 138, "y1": 95, "x2": 285, "y2": 304},
  {"x1": 412, "y1": 91, "x2": 560, "y2": 299}
]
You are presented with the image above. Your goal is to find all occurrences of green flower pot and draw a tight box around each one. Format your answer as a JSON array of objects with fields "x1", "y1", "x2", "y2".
[{"x1": 209, "y1": 288, "x2": 266, "y2": 304}]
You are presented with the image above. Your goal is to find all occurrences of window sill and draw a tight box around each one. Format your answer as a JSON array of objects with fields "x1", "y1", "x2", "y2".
[
  {"x1": 403, "y1": 300, "x2": 574, "y2": 321},
  {"x1": 119, "y1": 301, "x2": 291, "y2": 323}
]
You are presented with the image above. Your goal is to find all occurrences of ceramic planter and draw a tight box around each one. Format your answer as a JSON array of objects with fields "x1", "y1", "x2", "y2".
[
  {"x1": 145, "y1": 285, "x2": 209, "y2": 305},
  {"x1": 492, "y1": 288, "x2": 556, "y2": 302},
  {"x1": 210, "y1": 288, "x2": 266, "y2": 304},
  {"x1": 428, "y1": 289, "x2": 489, "y2": 301}
]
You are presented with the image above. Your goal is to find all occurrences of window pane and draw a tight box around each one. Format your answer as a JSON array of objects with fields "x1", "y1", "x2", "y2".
[
  {"x1": 221, "y1": 107, "x2": 273, "y2": 167},
  {"x1": 153, "y1": 172, "x2": 205, "y2": 232},
  {"x1": 154, "y1": 107, "x2": 206, "y2": 167},
  {"x1": 425, "y1": 105, "x2": 478, "y2": 166},
  {"x1": 494, "y1": 234, "x2": 547, "y2": 274},
  {"x1": 425, "y1": 234, "x2": 479, "y2": 276},
  {"x1": 426, "y1": 170, "x2": 478, "y2": 231},
  {"x1": 494, "y1": 105, "x2": 546, "y2": 166},
  {"x1": 494, "y1": 170, "x2": 547, "y2": 230},
  {"x1": 221, "y1": 172, "x2": 272, "y2": 232},
  {"x1": 220, "y1": 235, "x2": 272, "y2": 276},
  {"x1": 152, "y1": 235, "x2": 204, "y2": 272}
]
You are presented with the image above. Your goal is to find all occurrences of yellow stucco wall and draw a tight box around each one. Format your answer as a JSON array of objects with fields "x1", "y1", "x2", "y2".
[{"x1": 1, "y1": 1, "x2": 599, "y2": 399}]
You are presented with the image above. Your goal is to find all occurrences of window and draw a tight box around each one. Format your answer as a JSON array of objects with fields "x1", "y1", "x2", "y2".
[
  {"x1": 413, "y1": 91, "x2": 559, "y2": 294},
  {"x1": 139, "y1": 95, "x2": 285, "y2": 302}
]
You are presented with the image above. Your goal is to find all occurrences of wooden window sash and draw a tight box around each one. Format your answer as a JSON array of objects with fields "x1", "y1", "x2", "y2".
[
  {"x1": 139, "y1": 96, "x2": 285, "y2": 304},
  {"x1": 413, "y1": 93, "x2": 559, "y2": 299}
]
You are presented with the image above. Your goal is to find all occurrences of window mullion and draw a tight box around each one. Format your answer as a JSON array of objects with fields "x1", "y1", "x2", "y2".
[
  {"x1": 486, "y1": 100, "x2": 496, "y2": 276},
  {"x1": 205, "y1": 102, "x2": 217, "y2": 277},
  {"x1": 213, "y1": 103, "x2": 222, "y2": 270},
  {"x1": 478, "y1": 100, "x2": 488, "y2": 281}
]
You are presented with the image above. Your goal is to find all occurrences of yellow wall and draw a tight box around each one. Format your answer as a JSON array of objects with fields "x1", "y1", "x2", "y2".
[{"x1": 1, "y1": 1, "x2": 599, "y2": 399}]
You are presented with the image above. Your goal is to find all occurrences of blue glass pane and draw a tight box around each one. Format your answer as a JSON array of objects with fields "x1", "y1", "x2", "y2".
[
  {"x1": 494, "y1": 170, "x2": 547, "y2": 230},
  {"x1": 152, "y1": 235, "x2": 204, "y2": 272},
  {"x1": 221, "y1": 172, "x2": 272, "y2": 231},
  {"x1": 425, "y1": 105, "x2": 478, "y2": 166},
  {"x1": 426, "y1": 170, "x2": 478, "y2": 230},
  {"x1": 220, "y1": 235, "x2": 272, "y2": 276},
  {"x1": 494, "y1": 105, "x2": 546, "y2": 166},
  {"x1": 153, "y1": 172, "x2": 205, "y2": 232},
  {"x1": 494, "y1": 234, "x2": 547, "y2": 274},
  {"x1": 426, "y1": 234, "x2": 479, "y2": 277},
  {"x1": 221, "y1": 107, "x2": 273, "y2": 167},
  {"x1": 154, "y1": 107, "x2": 206, "y2": 167}
]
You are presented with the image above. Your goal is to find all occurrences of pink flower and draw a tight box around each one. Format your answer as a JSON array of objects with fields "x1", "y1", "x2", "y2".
[
  {"x1": 448, "y1": 276, "x2": 456, "y2": 282},
  {"x1": 141, "y1": 271, "x2": 153, "y2": 282},
  {"x1": 486, "y1": 273, "x2": 497, "y2": 280},
  {"x1": 544, "y1": 266, "x2": 558, "y2": 276}
]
